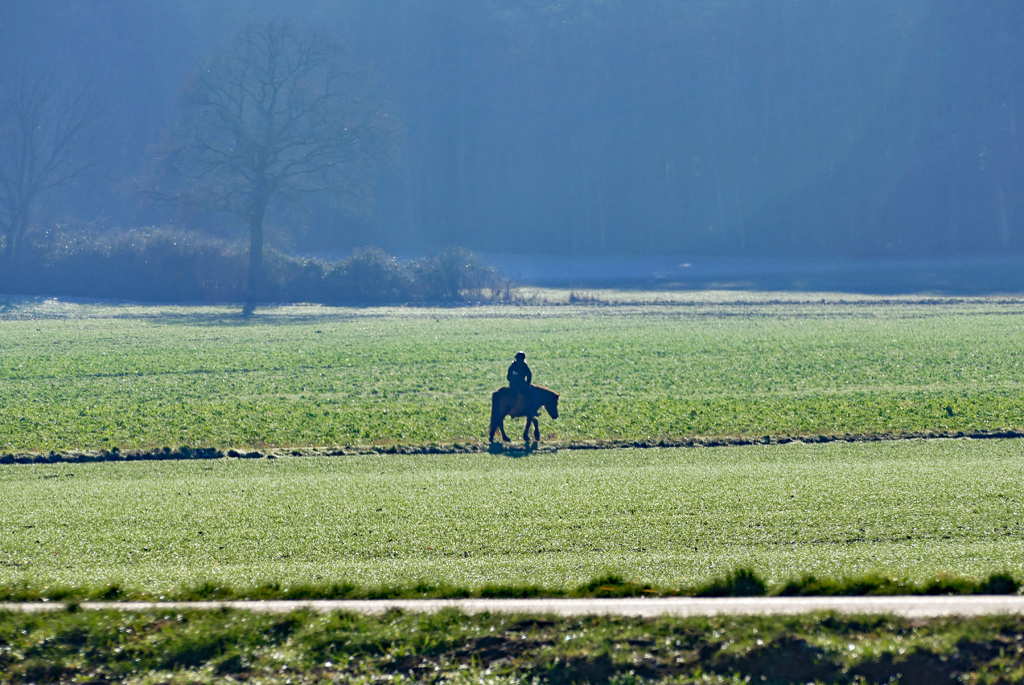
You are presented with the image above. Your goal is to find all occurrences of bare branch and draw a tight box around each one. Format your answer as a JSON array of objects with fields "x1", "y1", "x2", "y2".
[
  {"x1": 0, "y1": 73, "x2": 100, "y2": 259},
  {"x1": 137, "y1": 19, "x2": 397, "y2": 303}
]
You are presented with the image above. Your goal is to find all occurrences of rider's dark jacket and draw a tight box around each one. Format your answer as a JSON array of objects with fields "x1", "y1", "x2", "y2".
[{"x1": 507, "y1": 360, "x2": 532, "y2": 389}]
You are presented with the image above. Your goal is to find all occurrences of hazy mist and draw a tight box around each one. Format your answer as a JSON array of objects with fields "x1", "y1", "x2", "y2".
[{"x1": 1, "y1": 1, "x2": 1021, "y2": 263}]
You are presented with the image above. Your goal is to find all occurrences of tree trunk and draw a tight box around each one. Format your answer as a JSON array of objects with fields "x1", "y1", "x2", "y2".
[
  {"x1": 243, "y1": 198, "x2": 269, "y2": 314},
  {"x1": 11, "y1": 206, "x2": 29, "y2": 260},
  {"x1": 3, "y1": 225, "x2": 12, "y2": 262}
]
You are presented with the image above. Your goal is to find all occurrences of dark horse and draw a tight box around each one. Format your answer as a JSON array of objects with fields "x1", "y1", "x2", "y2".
[{"x1": 489, "y1": 385, "x2": 560, "y2": 444}]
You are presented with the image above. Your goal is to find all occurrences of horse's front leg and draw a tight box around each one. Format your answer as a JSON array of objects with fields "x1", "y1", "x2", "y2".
[
  {"x1": 522, "y1": 418, "x2": 532, "y2": 444},
  {"x1": 533, "y1": 417, "x2": 540, "y2": 441}
]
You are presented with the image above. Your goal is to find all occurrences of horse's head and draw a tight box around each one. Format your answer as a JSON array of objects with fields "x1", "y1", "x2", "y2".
[{"x1": 544, "y1": 390, "x2": 560, "y2": 419}]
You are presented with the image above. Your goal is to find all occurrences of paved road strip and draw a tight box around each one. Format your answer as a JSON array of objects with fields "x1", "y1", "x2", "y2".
[{"x1": 5, "y1": 596, "x2": 1024, "y2": 618}]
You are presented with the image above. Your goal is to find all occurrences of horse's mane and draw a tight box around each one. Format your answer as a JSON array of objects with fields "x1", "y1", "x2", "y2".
[{"x1": 531, "y1": 384, "x2": 559, "y2": 398}]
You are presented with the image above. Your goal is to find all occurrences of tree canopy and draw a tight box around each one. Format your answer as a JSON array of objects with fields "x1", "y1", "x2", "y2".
[
  {"x1": 0, "y1": 75, "x2": 97, "y2": 261},
  {"x1": 145, "y1": 20, "x2": 393, "y2": 305}
]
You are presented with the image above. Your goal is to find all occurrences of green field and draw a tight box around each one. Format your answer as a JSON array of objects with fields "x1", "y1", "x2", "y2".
[
  {"x1": 4, "y1": 296, "x2": 1024, "y2": 452},
  {"x1": 3, "y1": 439, "x2": 1024, "y2": 591},
  {"x1": 6, "y1": 296, "x2": 1024, "y2": 681}
]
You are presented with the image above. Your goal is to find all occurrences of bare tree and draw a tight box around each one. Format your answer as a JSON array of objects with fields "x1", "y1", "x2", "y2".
[
  {"x1": 0, "y1": 75, "x2": 97, "y2": 262},
  {"x1": 146, "y1": 20, "x2": 395, "y2": 311}
]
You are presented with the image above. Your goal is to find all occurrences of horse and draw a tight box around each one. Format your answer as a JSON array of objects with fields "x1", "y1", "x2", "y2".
[{"x1": 489, "y1": 384, "x2": 560, "y2": 444}]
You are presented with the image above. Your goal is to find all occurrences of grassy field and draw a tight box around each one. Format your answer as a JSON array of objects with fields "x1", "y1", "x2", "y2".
[
  {"x1": 6, "y1": 295, "x2": 1024, "y2": 681},
  {"x1": 4, "y1": 295, "x2": 1024, "y2": 452},
  {"x1": 3, "y1": 439, "x2": 1024, "y2": 592},
  {"x1": 5, "y1": 608, "x2": 1024, "y2": 684}
]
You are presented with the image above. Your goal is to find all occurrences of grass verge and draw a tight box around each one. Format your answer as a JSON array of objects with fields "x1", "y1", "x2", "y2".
[{"x1": 4, "y1": 606, "x2": 1024, "y2": 684}]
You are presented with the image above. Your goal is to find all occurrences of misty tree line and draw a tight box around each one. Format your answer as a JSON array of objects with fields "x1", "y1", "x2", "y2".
[
  {"x1": 1, "y1": 0, "x2": 1023, "y2": 272},
  {"x1": 0, "y1": 19, "x2": 504, "y2": 305}
]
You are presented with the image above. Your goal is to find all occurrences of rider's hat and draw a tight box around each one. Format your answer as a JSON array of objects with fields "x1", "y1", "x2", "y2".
[{"x1": 514, "y1": 351, "x2": 526, "y2": 360}]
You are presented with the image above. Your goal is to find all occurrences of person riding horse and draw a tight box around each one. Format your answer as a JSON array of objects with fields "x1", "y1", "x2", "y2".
[
  {"x1": 490, "y1": 351, "x2": 559, "y2": 444},
  {"x1": 507, "y1": 351, "x2": 539, "y2": 416}
]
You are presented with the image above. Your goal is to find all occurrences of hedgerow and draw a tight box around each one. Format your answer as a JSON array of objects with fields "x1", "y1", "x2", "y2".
[{"x1": 0, "y1": 228, "x2": 508, "y2": 304}]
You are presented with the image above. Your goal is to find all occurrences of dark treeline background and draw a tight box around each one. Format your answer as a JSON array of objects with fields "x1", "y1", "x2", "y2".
[{"x1": 2, "y1": 0, "x2": 1022, "y2": 259}]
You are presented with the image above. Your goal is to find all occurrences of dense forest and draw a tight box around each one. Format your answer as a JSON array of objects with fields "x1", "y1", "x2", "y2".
[{"x1": 1, "y1": 0, "x2": 1022, "y2": 260}]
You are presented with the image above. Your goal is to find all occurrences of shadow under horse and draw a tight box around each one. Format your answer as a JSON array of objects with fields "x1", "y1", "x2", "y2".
[{"x1": 489, "y1": 385, "x2": 560, "y2": 444}]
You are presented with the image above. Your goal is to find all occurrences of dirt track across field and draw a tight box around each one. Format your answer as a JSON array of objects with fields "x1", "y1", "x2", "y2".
[
  {"x1": 5, "y1": 428, "x2": 1024, "y2": 465},
  {"x1": 7, "y1": 596, "x2": 1024, "y2": 617}
]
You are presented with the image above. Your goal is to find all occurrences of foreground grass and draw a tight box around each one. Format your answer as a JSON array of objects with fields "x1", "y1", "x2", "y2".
[
  {"x1": 4, "y1": 440, "x2": 1024, "y2": 591},
  {"x1": 4, "y1": 297, "x2": 1024, "y2": 452},
  {"x1": 4, "y1": 607, "x2": 1024, "y2": 684}
]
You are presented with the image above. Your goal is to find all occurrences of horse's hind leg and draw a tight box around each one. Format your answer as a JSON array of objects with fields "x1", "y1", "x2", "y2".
[{"x1": 490, "y1": 402, "x2": 512, "y2": 442}]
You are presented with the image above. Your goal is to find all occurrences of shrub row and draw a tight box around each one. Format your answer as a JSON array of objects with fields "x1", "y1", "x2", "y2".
[
  {"x1": 0, "y1": 228, "x2": 509, "y2": 304},
  {"x1": 2, "y1": 570, "x2": 1020, "y2": 603}
]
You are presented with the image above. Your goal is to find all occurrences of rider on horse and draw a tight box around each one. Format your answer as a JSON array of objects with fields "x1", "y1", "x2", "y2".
[
  {"x1": 490, "y1": 351, "x2": 559, "y2": 444},
  {"x1": 507, "y1": 351, "x2": 539, "y2": 416}
]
